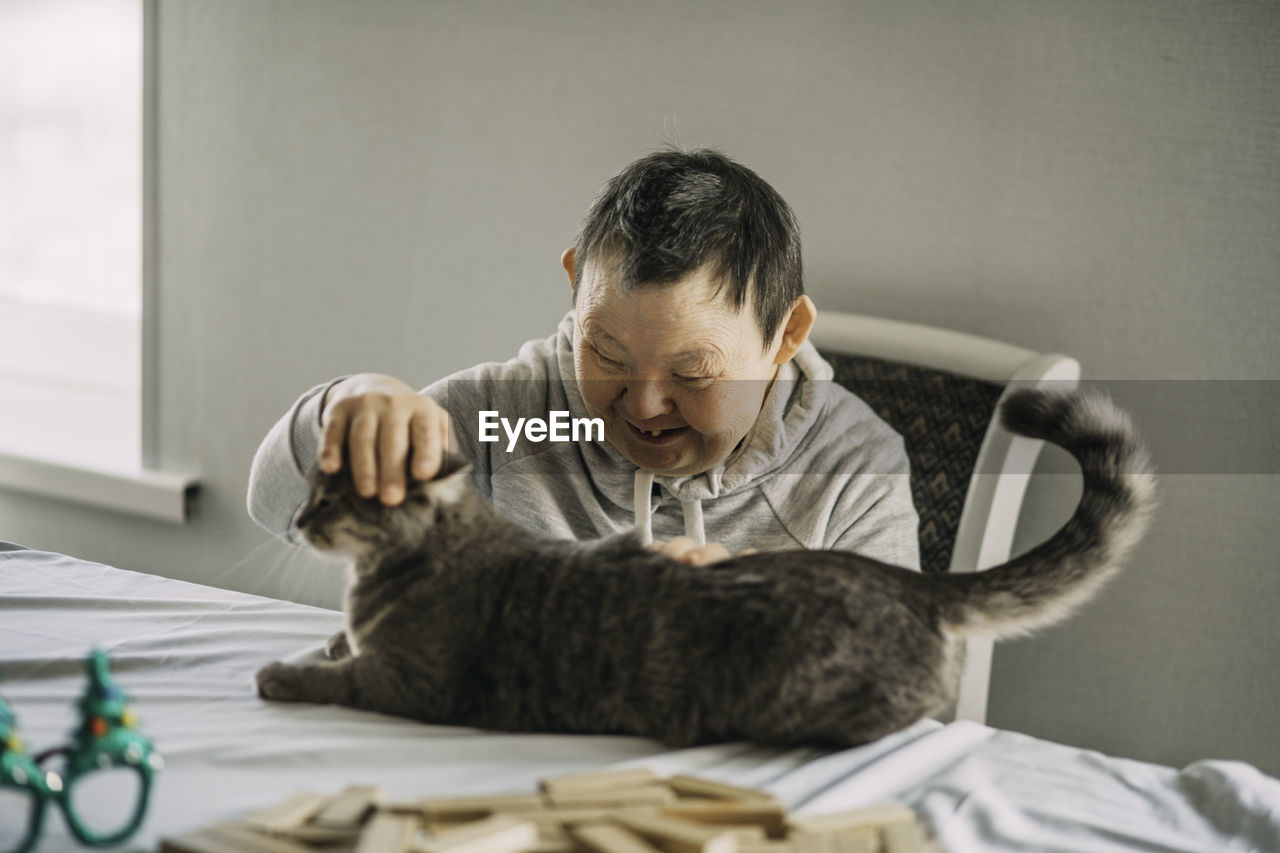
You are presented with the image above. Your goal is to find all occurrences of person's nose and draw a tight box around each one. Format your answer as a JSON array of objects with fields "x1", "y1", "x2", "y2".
[{"x1": 622, "y1": 379, "x2": 674, "y2": 422}]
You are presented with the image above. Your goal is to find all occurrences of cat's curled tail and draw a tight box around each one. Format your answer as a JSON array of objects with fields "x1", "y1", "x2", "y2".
[{"x1": 938, "y1": 388, "x2": 1157, "y2": 639}]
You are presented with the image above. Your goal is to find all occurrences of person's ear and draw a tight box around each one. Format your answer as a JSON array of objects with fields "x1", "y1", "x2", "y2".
[
  {"x1": 561, "y1": 247, "x2": 576, "y2": 295},
  {"x1": 773, "y1": 295, "x2": 817, "y2": 365}
]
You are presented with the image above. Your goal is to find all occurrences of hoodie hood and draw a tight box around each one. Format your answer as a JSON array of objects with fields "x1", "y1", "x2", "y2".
[{"x1": 552, "y1": 311, "x2": 834, "y2": 545}]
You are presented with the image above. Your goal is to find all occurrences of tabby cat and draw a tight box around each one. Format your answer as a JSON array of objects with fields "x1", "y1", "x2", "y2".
[{"x1": 256, "y1": 388, "x2": 1155, "y2": 747}]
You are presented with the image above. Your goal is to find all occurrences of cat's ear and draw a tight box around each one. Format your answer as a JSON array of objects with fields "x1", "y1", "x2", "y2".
[{"x1": 424, "y1": 464, "x2": 473, "y2": 506}]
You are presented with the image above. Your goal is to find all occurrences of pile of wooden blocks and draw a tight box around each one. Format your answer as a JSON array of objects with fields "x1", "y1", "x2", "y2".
[{"x1": 161, "y1": 768, "x2": 941, "y2": 853}]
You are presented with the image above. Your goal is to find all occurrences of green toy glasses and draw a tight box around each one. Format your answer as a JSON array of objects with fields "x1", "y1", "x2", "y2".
[{"x1": 0, "y1": 649, "x2": 163, "y2": 853}]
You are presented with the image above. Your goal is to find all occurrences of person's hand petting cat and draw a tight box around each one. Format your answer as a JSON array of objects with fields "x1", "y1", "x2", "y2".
[
  {"x1": 318, "y1": 372, "x2": 453, "y2": 506},
  {"x1": 647, "y1": 537, "x2": 758, "y2": 566}
]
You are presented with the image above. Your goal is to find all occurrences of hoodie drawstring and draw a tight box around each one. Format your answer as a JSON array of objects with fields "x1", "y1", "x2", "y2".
[
  {"x1": 633, "y1": 469, "x2": 654, "y2": 546},
  {"x1": 680, "y1": 499, "x2": 706, "y2": 546},
  {"x1": 632, "y1": 469, "x2": 706, "y2": 548}
]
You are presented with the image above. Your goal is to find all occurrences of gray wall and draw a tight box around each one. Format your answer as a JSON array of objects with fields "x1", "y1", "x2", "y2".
[{"x1": 3, "y1": 0, "x2": 1276, "y2": 775}]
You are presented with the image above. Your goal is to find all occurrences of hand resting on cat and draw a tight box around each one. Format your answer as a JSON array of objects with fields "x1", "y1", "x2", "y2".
[{"x1": 256, "y1": 388, "x2": 1155, "y2": 748}]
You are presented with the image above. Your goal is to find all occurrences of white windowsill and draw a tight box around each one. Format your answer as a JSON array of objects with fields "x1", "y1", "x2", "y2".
[
  {"x1": 0, "y1": 301, "x2": 200, "y2": 524},
  {"x1": 0, "y1": 448, "x2": 198, "y2": 524}
]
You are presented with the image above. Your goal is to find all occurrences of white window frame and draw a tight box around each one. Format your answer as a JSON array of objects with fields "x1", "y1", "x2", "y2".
[{"x1": 0, "y1": 0, "x2": 197, "y2": 524}]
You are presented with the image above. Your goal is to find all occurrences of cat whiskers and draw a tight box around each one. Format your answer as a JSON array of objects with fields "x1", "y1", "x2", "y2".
[
  {"x1": 211, "y1": 536, "x2": 288, "y2": 591},
  {"x1": 223, "y1": 537, "x2": 346, "y2": 609}
]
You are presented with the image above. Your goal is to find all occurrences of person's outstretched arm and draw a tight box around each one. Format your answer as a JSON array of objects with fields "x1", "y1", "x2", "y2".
[{"x1": 246, "y1": 373, "x2": 453, "y2": 541}]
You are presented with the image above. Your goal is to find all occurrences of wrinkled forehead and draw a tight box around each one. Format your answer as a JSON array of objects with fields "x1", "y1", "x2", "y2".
[{"x1": 575, "y1": 259, "x2": 764, "y2": 349}]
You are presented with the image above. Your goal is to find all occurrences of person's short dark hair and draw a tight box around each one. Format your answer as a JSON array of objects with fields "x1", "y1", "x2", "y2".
[{"x1": 572, "y1": 148, "x2": 803, "y2": 349}]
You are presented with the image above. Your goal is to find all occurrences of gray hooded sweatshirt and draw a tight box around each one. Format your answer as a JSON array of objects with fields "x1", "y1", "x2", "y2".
[{"x1": 247, "y1": 312, "x2": 920, "y2": 568}]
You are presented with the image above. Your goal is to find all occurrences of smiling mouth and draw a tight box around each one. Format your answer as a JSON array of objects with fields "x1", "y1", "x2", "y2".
[{"x1": 626, "y1": 422, "x2": 691, "y2": 444}]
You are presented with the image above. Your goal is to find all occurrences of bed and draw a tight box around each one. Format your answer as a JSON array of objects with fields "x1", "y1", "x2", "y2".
[{"x1": 2, "y1": 541, "x2": 1277, "y2": 853}]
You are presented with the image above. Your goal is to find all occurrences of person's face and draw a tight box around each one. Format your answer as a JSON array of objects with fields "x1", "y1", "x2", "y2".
[{"x1": 564, "y1": 250, "x2": 807, "y2": 477}]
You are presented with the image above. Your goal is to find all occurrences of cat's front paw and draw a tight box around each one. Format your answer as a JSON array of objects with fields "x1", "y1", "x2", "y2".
[
  {"x1": 256, "y1": 661, "x2": 304, "y2": 702},
  {"x1": 325, "y1": 630, "x2": 352, "y2": 661}
]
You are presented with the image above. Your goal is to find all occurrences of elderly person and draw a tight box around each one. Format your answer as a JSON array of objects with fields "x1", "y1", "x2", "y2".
[{"x1": 248, "y1": 149, "x2": 919, "y2": 569}]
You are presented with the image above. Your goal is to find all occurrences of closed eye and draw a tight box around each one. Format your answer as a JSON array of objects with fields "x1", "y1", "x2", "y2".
[{"x1": 590, "y1": 346, "x2": 625, "y2": 370}]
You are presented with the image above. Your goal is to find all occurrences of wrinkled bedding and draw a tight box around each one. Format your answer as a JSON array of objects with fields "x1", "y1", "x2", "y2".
[{"x1": 2, "y1": 542, "x2": 1276, "y2": 852}]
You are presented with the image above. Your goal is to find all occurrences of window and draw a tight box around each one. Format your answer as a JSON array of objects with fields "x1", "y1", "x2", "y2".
[
  {"x1": 0, "y1": 0, "x2": 194, "y2": 523},
  {"x1": 0, "y1": 0, "x2": 141, "y2": 471}
]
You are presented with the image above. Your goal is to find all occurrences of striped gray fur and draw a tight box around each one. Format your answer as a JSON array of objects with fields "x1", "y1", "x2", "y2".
[
  {"x1": 934, "y1": 389, "x2": 1157, "y2": 639},
  {"x1": 255, "y1": 388, "x2": 1155, "y2": 748}
]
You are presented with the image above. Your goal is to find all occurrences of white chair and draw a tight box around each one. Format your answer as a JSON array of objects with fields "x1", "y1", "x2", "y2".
[{"x1": 809, "y1": 311, "x2": 1080, "y2": 723}]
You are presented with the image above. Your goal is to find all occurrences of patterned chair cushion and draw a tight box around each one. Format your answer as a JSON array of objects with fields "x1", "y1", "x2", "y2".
[{"x1": 822, "y1": 352, "x2": 1005, "y2": 574}]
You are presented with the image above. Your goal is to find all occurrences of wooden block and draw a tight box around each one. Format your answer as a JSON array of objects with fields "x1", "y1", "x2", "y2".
[
  {"x1": 833, "y1": 829, "x2": 877, "y2": 853},
  {"x1": 171, "y1": 824, "x2": 316, "y2": 853},
  {"x1": 419, "y1": 814, "x2": 540, "y2": 853},
  {"x1": 311, "y1": 783, "x2": 384, "y2": 828},
  {"x1": 527, "y1": 839, "x2": 582, "y2": 853},
  {"x1": 420, "y1": 794, "x2": 549, "y2": 821},
  {"x1": 570, "y1": 821, "x2": 667, "y2": 853},
  {"x1": 724, "y1": 828, "x2": 768, "y2": 844},
  {"x1": 282, "y1": 823, "x2": 363, "y2": 845},
  {"x1": 507, "y1": 806, "x2": 661, "y2": 829},
  {"x1": 218, "y1": 825, "x2": 320, "y2": 853},
  {"x1": 357, "y1": 812, "x2": 420, "y2": 853},
  {"x1": 539, "y1": 816, "x2": 671, "y2": 849},
  {"x1": 541, "y1": 768, "x2": 662, "y2": 798},
  {"x1": 160, "y1": 829, "x2": 245, "y2": 853},
  {"x1": 789, "y1": 830, "x2": 876, "y2": 853},
  {"x1": 612, "y1": 811, "x2": 739, "y2": 853},
  {"x1": 427, "y1": 819, "x2": 490, "y2": 837},
  {"x1": 881, "y1": 820, "x2": 929, "y2": 853},
  {"x1": 244, "y1": 791, "x2": 332, "y2": 834},
  {"x1": 785, "y1": 803, "x2": 915, "y2": 836},
  {"x1": 531, "y1": 823, "x2": 572, "y2": 844},
  {"x1": 548, "y1": 785, "x2": 677, "y2": 809},
  {"x1": 736, "y1": 842, "x2": 792, "y2": 853},
  {"x1": 631, "y1": 822, "x2": 762, "y2": 845},
  {"x1": 786, "y1": 833, "x2": 825, "y2": 853},
  {"x1": 662, "y1": 800, "x2": 788, "y2": 838},
  {"x1": 666, "y1": 777, "x2": 778, "y2": 804}
]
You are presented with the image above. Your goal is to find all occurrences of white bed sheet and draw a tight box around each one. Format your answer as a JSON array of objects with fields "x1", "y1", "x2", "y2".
[{"x1": 1, "y1": 542, "x2": 1276, "y2": 852}]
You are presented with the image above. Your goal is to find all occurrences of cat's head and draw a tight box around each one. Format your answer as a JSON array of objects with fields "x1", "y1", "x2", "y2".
[{"x1": 293, "y1": 453, "x2": 474, "y2": 562}]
